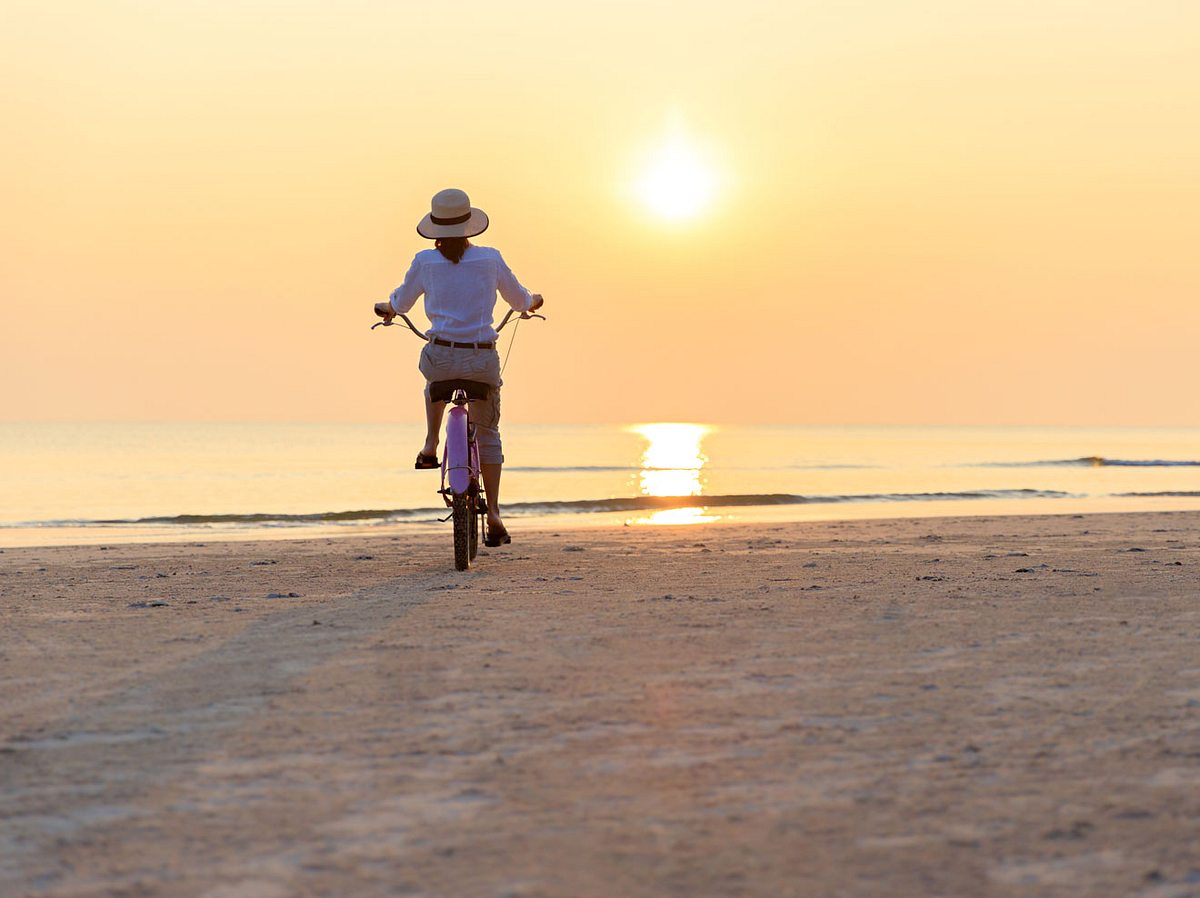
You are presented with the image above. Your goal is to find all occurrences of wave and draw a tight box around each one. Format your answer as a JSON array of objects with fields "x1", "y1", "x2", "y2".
[
  {"x1": 104, "y1": 508, "x2": 429, "y2": 525},
  {"x1": 786, "y1": 464, "x2": 878, "y2": 470},
  {"x1": 980, "y1": 456, "x2": 1200, "y2": 468},
  {"x1": 1114, "y1": 491, "x2": 1200, "y2": 498},
  {"x1": 512, "y1": 464, "x2": 881, "y2": 472},
  {"x1": 505, "y1": 489, "x2": 1072, "y2": 516},
  {"x1": 504, "y1": 465, "x2": 634, "y2": 473},
  {"x1": 9, "y1": 488, "x2": 1073, "y2": 529}
]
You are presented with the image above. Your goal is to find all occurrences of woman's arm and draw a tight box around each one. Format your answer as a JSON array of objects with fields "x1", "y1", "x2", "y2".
[
  {"x1": 496, "y1": 255, "x2": 538, "y2": 312},
  {"x1": 374, "y1": 255, "x2": 424, "y2": 320}
]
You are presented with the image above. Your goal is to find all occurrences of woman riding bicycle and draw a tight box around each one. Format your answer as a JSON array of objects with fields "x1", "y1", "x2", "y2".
[{"x1": 374, "y1": 188, "x2": 544, "y2": 547}]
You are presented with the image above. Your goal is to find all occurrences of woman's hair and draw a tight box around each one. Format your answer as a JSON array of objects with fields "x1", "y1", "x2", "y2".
[{"x1": 435, "y1": 237, "x2": 470, "y2": 264}]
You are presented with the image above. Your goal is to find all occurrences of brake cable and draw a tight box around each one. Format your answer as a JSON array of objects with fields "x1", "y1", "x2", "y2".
[
  {"x1": 496, "y1": 307, "x2": 545, "y2": 378},
  {"x1": 500, "y1": 315, "x2": 520, "y2": 378}
]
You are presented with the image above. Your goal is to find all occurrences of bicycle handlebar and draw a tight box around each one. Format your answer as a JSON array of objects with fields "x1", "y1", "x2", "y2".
[
  {"x1": 371, "y1": 308, "x2": 545, "y2": 338},
  {"x1": 497, "y1": 308, "x2": 547, "y2": 332},
  {"x1": 370, "y1": 313, "x2": 428, "y2": 338}
]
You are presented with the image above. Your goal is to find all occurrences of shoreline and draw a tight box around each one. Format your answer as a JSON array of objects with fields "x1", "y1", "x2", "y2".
[
  {"x1": 5, "y1": 498, "x2": 1200, "y2": 550},
  {"x1": 3, "y1": 509, "x2": 1199, "y2": 895}
]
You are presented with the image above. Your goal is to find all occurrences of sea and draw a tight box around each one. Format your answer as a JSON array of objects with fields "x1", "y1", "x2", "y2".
[{"x1": 1, "y1": 423, "x2": 1198, "y2": 547}]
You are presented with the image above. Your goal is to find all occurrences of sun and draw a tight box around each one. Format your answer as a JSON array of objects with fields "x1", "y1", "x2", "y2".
[{"x1": 637, "y1": 130, "x2": 718, "y2": 221}]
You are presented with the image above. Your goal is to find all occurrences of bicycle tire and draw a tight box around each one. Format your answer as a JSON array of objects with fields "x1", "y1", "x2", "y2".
[
  {"x1": 452, "y1": 493, "x2": 471, "y2": 571},
  {"x1": 468, "y1": 495, "x2": 479, "y2": 561}
]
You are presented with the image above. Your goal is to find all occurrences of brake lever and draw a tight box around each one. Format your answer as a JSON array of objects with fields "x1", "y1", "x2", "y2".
[{"x1": 370, "y1": 319, "x2": 394, "y2": 330}]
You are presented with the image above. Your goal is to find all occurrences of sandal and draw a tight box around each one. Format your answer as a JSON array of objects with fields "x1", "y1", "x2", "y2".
[
  {"x1": 484, "y1": 524, "x2": 511, "y2": 547},
  {"x1": 414, "y1": 452, "x2": 439, "y2": 470}
]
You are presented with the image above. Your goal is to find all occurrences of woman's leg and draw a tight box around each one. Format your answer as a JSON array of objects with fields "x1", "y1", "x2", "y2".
[
  {"x1": 472, "y1": 415, "x2": 505, "y2": 531},
  {"x1": 418, "y1": 344, "x2": 446, "y2": 459},
  {"x1": 422, "y1": 391, "x2": 444, "y2": 458},
  {"x1": 469, "y1": 349, "x2": 506, "y2": 529},
  {"x1": 481, "y1": 463, "x2": 503, "y2": 529}
]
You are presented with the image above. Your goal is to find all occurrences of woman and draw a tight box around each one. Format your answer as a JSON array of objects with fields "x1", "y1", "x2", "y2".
[{"x1": 374, "y1": 188, "x2": 543, "y2": 547}]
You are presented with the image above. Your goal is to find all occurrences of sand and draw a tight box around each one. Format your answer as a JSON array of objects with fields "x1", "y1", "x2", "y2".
[{"x1": 2, "y1": 511, "x2": 1199, "y2": 897}]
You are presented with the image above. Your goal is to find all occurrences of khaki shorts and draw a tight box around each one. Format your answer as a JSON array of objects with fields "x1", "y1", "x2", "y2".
[{"x1": 418, "y1": 342, "x2": 504, "y2": 464}]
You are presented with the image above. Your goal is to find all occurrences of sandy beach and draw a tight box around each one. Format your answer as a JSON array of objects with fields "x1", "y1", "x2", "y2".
[{"x1": 2, "y1": 511, "x2": 1199, "y2": 897}]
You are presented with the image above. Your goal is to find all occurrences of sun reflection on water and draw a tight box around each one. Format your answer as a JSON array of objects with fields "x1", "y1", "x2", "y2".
[{"x1": 630, "y1": 423, "x2": 718, "y2": 525}]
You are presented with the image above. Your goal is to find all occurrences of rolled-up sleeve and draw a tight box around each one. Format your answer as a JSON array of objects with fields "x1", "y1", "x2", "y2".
[
  {"x1": 389, "y1": 256, "x2": 424, "y2": 313},
  {"x1": 496, "y1": 254, "x2": 533, "y2": 312}
]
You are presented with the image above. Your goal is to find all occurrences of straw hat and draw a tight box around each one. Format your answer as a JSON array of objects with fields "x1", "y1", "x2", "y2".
[{"x1": 416, "y1": 188, "x2": 490, "y2": 239}]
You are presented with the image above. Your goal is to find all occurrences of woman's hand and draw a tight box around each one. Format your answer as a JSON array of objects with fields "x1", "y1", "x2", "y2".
[
  {"x1": 374, "y1": 301, "x2": 395, "y2": 321},
  {"x1": 529, "y1": 294, "x2": 544, "y2": 312}
]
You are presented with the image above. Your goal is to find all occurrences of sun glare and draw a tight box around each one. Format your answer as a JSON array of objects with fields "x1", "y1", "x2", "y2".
[
  {"x1": 637, "y1": 131, "x2": 717, "y2": 222},
  {"x1": 630, "y1": 423, "x2": 718, "y2": 525}
]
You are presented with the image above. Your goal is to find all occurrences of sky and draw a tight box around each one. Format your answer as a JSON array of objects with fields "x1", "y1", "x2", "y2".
[{"x1": 2, "y1": 0, "x2": 1198, "y2": 425}]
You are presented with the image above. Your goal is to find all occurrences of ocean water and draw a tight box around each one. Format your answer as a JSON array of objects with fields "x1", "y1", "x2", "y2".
[{"x1": 1, "y1": 423, "x2": 1198, "y2": 546}]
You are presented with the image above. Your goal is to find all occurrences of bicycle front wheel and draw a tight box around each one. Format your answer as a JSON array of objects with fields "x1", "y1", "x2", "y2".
[
  {"x1": 452, "y1": 492, "x2": 471, "y2": 571},
  {"x1": 468, "y1": 496, "x2": 479, "y2": 562}
]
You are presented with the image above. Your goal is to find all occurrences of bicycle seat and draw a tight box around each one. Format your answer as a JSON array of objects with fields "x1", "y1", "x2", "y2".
[{"x1": 429, "y1": 379, "x2": 491, "y2": 402}]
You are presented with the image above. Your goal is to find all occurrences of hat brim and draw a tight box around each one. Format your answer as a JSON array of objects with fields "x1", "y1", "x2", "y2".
[{"x1": 416, "y1": 208, "x2": 489, "y2": 239}]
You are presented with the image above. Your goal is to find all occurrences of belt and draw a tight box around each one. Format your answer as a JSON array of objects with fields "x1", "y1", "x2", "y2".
[{"x1": 431, "y1": 338, "x2": 494, "y2": 349}]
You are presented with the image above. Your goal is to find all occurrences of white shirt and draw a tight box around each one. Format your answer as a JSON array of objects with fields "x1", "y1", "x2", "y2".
[{"x1": 388, "y1": 245, "x2": 535, "y2": 343}]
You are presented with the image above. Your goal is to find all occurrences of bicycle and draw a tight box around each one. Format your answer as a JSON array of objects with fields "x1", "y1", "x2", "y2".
[{"x1": 372, "y1": 306, "x2": 544, "y2": 570}]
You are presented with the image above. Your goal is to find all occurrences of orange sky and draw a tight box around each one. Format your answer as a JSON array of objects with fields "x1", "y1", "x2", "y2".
[{"x1": 2, "y1": 0, "x2": 1198, "y2": 425}]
